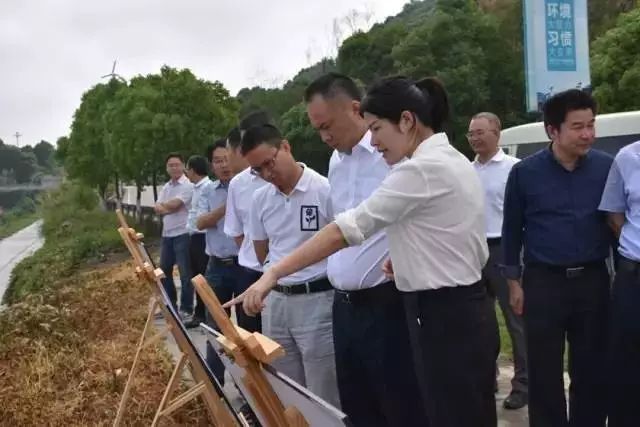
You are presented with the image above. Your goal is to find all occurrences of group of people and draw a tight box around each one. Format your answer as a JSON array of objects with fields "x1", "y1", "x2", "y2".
[{"x1": 153, "y1": 72, "x2": 639, "y2": 427}]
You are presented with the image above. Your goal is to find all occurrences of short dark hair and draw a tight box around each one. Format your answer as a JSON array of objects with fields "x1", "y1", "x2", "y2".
[
  {"x1": 239, "y1": 111, "x2": 274, "y2": 132},
  {"x1": 226, "y1": 127, "x2": 242, "y2": 150},
  {"x1": 206, "y1": 138, "x2": 228, "y2": 162},
  {"x1": 542, "y1": 89, "x2": 597, "y2": 134},
  {"x1": 360, "y1": 76, "x2": 449, "y2": 133},
  {"x1": 304, "y1": 72, "x2": 362, "y2": 103},
  {"x1": 186, "y1": 155, "x2": 209, "y2": 176},
  {"x1": 165, "y1": 152, "x2": 184, "y2": 164},
  {"x1": 240, "y1": 124, "x2": 282, "y2": 156}
]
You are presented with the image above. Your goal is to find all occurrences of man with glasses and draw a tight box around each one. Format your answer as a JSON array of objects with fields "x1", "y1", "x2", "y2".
[
  {"x1": 241, "y1": 123, "x2": 340, "y2": 408},
  {"x1": 223, "y1": 114, "x2": 275, "y2": 335},
  {"x1": 155, "y1": 153, "x2": 193, "y2": 315},
  {"x1": 468, "y1": 112, "x2": 528, "y2": 410}
]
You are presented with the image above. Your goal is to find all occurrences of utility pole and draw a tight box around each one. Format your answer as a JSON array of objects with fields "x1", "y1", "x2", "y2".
[{"x1": 14, "y1": 131, "x2": 22, "y2": 147}]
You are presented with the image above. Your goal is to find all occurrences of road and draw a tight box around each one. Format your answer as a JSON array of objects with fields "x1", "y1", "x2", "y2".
[{"x1": 0, "y1": 220, "x2": 44, "y2": 304}]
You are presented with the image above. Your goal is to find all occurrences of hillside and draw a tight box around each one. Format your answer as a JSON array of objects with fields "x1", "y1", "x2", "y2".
[{"x1": 235, "y1": 0, "x2": 639, "y2": 171}]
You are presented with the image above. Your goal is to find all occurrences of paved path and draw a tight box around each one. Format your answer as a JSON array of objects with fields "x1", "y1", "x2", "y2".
[{"x1": 0, "y1": 220, "x2": 44, "y2": 304}]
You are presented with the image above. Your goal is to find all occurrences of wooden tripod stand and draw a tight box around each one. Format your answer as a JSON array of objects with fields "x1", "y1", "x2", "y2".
[
  {"x1": 112, "y1": 210, "x2": 242, "y2": 426},
  {"x1": 193, "y1": 274, "x2": 309, "y2": 427}
]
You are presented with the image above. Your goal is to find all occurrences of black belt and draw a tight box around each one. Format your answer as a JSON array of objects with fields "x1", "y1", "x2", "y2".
[
  {"x1": 335, "y1": 281, "x2": 398, "y2": 304},
  {"x1": 527, "y1": 259, "x2": 606, "y2": 279},
  {"x1": 487, "y1": 237, "x2": 502, "y2": 246},
  {"x1": 274, "y1": 277, "x2": 333, "y2": 295},
  {"x1": 618, "y1": 256, "x2": 640, "y2": 274},
  {"x1": 210, "y1": 255, "x2": 238, "y2": 266}
]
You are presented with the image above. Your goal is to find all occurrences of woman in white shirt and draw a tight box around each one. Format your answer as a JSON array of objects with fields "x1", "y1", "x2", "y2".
[{"x1": 226, "y1": 76, "x2": 499, "y2": 427}]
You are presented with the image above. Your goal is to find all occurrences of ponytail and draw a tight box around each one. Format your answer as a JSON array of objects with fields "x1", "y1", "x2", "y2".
[
  {"x1": 414, "y1": 77, "x2": 449, "y2": 133},
  {"x1": 360, "y1": 75, "x2": 450, "y2": 133}
]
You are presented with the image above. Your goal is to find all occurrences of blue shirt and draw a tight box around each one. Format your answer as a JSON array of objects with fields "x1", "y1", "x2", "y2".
[
  {"x1": 186, "y1": 176, "x2": 211, "y2": 234},
  {"x1": 502, "y1": 146, "x2": 614, "y2": 279},
  {"x1": 599, "y1": 140, "x2": 640, "y2": 262},
  {"x1": 197, "y1": 180, "x2": 238, "y2": 258}
]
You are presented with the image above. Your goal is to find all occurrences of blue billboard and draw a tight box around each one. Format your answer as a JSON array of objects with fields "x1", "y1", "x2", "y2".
[{"x1": 524, "y1": 0, "x2": 591, "y2": 111}]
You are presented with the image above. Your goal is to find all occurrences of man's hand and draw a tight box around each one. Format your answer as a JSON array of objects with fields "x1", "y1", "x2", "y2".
[
  {"x1": 196, "y1": 214, "x2": 214, "y2": 231},
  {"x1": 223, "y1": 269, "x2": 278, "y2": 316},
  {"x1": 197, "y1": 204, "x2": 226, "y2": 230},
  {"x1": 382, "y1": 258, "x2": 394, "y2": 280},
  {"x1": 154, "y1": 202, "x2": 167, "y2": 215},
  {"x1": 508, "y1": 279, "x2": 524, "y2": 316}
]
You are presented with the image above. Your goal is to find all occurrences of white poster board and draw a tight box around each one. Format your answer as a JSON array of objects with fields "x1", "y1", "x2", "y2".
[{"x1": 201, "y1": 324, "x2": 351, "y2": 427}]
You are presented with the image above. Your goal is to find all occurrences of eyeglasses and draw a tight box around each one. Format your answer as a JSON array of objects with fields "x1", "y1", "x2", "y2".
[
  {"x1": 212, "y1": 157, "x2": 229, "y2": 166},
  {"x1": 250, "y1": 146, "x2": 281, "y2": 176},
  {"x1": 466, "y1": 129, "x2": 497, "y2": 139}
]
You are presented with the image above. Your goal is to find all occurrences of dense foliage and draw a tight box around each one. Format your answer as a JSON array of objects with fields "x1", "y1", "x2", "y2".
[{"x1": 57, "y1": 0, "x2": 640, "y2": 186}]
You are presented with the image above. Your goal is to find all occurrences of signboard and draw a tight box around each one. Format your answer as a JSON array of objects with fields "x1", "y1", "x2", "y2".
[
  {"x1": 201, "y1": 324, "x2": 352, "y2": 427},
  {"x1": 523, "y1": 0, "x2": 591, "y2": 111}
]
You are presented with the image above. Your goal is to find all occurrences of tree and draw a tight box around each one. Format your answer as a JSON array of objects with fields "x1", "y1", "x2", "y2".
[
  {"x1": 589, "y1": 0, "x2": 639, "y2": 41},
  {"x1": 54, "y1": 136, "x2": 69, "y2": 166},
  {"x1": 0, "y1": 144, "x2": 36, "y2": 183},
  {"x1": 338, "y1": 22, "x2": 409, "y2": 84},
  {"x1": 591, "y1": 6, "x2": 640, "y2": 113},
  {"x1": 33, "y1": 140, "x2": 55, "y2": 169},
  {"x1": 14, "y1": 151, "x2": 37, "y2": 184},
  {"x1": 104, "y1": 66, "x2": 238, "y2": 214},
  {"x1": 392, "y1": 0, "x2": 525, "y2": 155},
  {"x1": 65, "y1": 78, "x2": 125, "y2": 201}
]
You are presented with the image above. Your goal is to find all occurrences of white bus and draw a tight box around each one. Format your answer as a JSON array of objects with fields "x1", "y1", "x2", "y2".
[{"x1": 500, "y1": 110, "x2": 640, "y2": 159}]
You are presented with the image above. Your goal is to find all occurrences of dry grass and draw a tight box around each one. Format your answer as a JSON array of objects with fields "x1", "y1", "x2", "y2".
[{"x1": 0, "y1": 259, "x2": 209, "y2": 426}]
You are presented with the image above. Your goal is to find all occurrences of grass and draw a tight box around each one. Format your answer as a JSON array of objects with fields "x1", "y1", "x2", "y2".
[
  {"x1": 3, "y1": 183, "x2": 156, "y2": 304},
  {"x1": 0, "y1": 211, "x2": 40, "y2": 240},
  {"x1": 496, "y1": 304, "x2": 512, "y2": 359},
  {"x1": 0, "y1": 181, "x2": 208, "y2": 425},
  {"x1": 0, "y1": 258, "x2": 208, "y2": 425}
]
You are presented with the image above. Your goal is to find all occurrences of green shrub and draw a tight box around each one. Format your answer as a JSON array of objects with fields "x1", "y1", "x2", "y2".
[{"x1": 4, "y1": 183, "x2": 122, "y2": 304}]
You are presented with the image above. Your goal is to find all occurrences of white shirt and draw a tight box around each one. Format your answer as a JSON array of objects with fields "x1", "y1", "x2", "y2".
[
  {"x1": 327, "y1": 131, "x2": 390, "y2": 290},
  {"x1": 472, "y1": 149, "x2": 520, "y2": 238},
  {"x1": 250, "y1": 165, "x2": 332, "y2": 285},
  {"x1": 335, "y1": 133, "x2": 489, "y2": 292},
  {"x1": 224, "y1": 168, "x2": 269, "y2": 271},
  {"x1": 186, "y1": 176, "x2": 210, "y2": 234},
  {"x1": 158, "y1": 175, "x2": 193, "y2": 238}
]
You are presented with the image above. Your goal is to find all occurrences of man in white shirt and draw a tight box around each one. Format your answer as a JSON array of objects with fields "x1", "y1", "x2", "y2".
[
  {"x1": 468, "y1": 112, "x2": 527, "y2": 410},
  {"x1": 305, "y1": 73, "x2": 428, "y2": 426},
  {"x1": 184, "y1": 154, "x2": 213, "y2": 327},
  {"x1": 223, "y1": 116, "x2": 274, "y2": 334},
  {"x1": 242, "y1": 123, "x2": 339, "y2": 408},
  {"x1": 154, "y1": 153, "x2": 193, "y2": 315}
]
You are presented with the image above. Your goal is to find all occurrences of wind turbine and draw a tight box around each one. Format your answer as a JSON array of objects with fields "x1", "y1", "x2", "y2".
[{"x1": 101, "y1": 59, "x2": 126, "y2": 82}]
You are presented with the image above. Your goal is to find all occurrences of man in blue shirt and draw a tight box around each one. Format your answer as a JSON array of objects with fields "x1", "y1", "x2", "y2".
[
  {"x1": 502, "y1": 89, "x2": 613, "y2": 427},
  {"x1": 195, "y1": 139, "x2": 240, "y2": 384},
  {"x1": 598, "y1": 140, "x2": 640, "y2": 427}
]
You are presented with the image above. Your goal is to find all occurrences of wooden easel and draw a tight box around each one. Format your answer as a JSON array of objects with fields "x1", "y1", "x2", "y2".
[
  {"x1": 193, "y1": 274, "x2": 310, "y2": 427},
  {"x1": 112, "y1": 210, "x2": 241, "y2": 427}
]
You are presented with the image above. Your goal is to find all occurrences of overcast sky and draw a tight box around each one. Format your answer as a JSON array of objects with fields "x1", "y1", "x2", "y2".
[{"x1": 0, "y1": 0, "x2": 409, "y2": 148}]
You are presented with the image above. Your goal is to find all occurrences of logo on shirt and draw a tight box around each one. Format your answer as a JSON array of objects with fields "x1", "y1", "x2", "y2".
[{"x1": 300, "y1": 205, "x2": 319, "y2": 231}]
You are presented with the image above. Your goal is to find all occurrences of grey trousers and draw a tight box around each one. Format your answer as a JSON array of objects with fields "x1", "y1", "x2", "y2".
[
  {"x1": 484, "y1": 241, "x2": 528, "y2": 394},
  {"x1": 262, "y1": 289, "x2": 340, "y2": 408}
]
